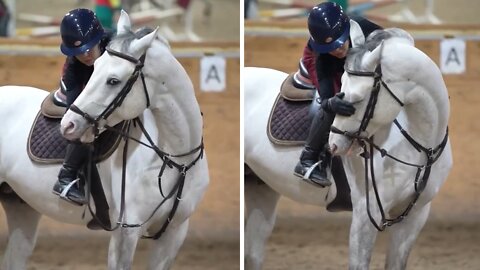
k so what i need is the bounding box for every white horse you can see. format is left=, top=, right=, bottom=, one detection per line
left=0, top=11, right=209, bottom=270
left=244, top=28, right=452, bottom=269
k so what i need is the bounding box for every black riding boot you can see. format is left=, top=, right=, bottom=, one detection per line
left=52, top=142, right=89, bottom=205
left=294, top=107, right=334, bottom=187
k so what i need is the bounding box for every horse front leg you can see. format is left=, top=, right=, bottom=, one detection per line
left=147, top=219, right=190, bottom=270
left=107, top=226, right=141, bottom=270
left=349, top=199, right=379, bottom=270
left=385, top=203, right=431, bottom=270
left=244, top=171, right=280, bottom=270
left=0, top=191, right=41, bottom=270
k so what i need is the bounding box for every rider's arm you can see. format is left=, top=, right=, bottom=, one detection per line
left=315, top=54, right=340, bottom=101
left=301, top=44, right=320, bottom=90
left=61, top=58, right=91, bottom=107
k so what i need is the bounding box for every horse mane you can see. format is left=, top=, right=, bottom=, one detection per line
left=346, top=28, right=414, bottom=71
left=109, top=27, right=171, bottom=53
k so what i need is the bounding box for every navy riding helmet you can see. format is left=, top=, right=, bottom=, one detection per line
left=307, top=2, right=350, bottom=53
left=60, top=8, right=104, bottom=56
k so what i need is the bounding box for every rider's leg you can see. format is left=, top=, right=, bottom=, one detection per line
left=52, top=142, right=88, bottom=205
left=294, top=107, right=334, bottom=186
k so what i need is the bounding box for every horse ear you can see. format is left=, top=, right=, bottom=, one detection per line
left=349, top=20, right=365, bottom=48
left=129, top=27, right=159, bottom=56
left=363, top=41, right=384, bottom=70
left=116, top=10, right=131, bottom=35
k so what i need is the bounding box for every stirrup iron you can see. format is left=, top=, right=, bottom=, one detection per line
left=303, top=160, right=321, bottom=180
left=59, top=178, right=81, bottom=199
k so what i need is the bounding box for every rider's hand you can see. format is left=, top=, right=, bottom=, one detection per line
left=322, top=92, right=356, bottom=116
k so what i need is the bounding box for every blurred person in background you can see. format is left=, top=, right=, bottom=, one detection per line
left=95, top=0, right=122, bottom=31
left=0, top=0, right=10, bottom=36
left=245, top=0, right=258, bottom=19
left=330, top=0, right=348, bottom=10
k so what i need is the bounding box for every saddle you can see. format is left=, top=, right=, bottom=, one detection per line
left=267, top=74, right=352, bottom=212
left=267, top=73, right=318, bottom=145
left=27, top=90, right=128, bottom=229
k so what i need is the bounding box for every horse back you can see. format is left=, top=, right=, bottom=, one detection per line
left=0, top=86, right=48, bottom=115
left=0, top=86, right=49, bottom=169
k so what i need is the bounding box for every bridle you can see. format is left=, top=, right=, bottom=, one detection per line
left=69, top=47, right=150, bottom=134
left=331, top=64, right=449, bottom=231
left=69, top=47, right=204, bottom=239
left=335, top=65, right=405, bottom=138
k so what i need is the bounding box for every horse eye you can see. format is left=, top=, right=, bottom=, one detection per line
left=107, top=78, right=120, bottom=86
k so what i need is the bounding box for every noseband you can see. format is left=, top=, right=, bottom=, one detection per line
left=69, top=47, right=149, bottom=135
left=330, top=64, right=404, bottom=140
left=331, top=64, right=449, bottom=231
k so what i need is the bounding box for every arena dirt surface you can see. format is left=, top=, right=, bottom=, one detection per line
left=0, top=81, right=241, bottom=269
left=2, top=0, right=480, bottom=269
left=256, top=79, right=480, bottom=270
left=248, top=1, right=480, bottom=269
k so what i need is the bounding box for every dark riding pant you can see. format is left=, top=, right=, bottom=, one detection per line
left=294, top=106, right=335, bottom=186
left=52, top=142, right=89, bottom=205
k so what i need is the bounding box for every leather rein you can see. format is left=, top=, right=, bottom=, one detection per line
left=70, top=47, right=204, bottom=239
left=330, top=64, right=449, bottom=231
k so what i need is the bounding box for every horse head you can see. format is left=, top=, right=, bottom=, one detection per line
left=60, top=10, right=163, bottom=142
left=329, top=28, right=424, bottom=155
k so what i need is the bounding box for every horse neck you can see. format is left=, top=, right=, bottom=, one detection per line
left=384, top=44, right=449, bottom=147
left=405, top=89, right=448, bottom=147
left=398, top=72, right=449, bottom=148
left=144, top=50, right=203, bottom=155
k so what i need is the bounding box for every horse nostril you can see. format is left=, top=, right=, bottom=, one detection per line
left=330, top=144, right=338, bottom=155
left=61, top=121, right=75, bottom=135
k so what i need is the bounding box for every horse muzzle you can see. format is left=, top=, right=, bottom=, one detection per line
left=329, top=135, right=351, bottom=156
left=329, top=126, right=368, bottom=156
left=60, top=112, right=97, bottom=143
